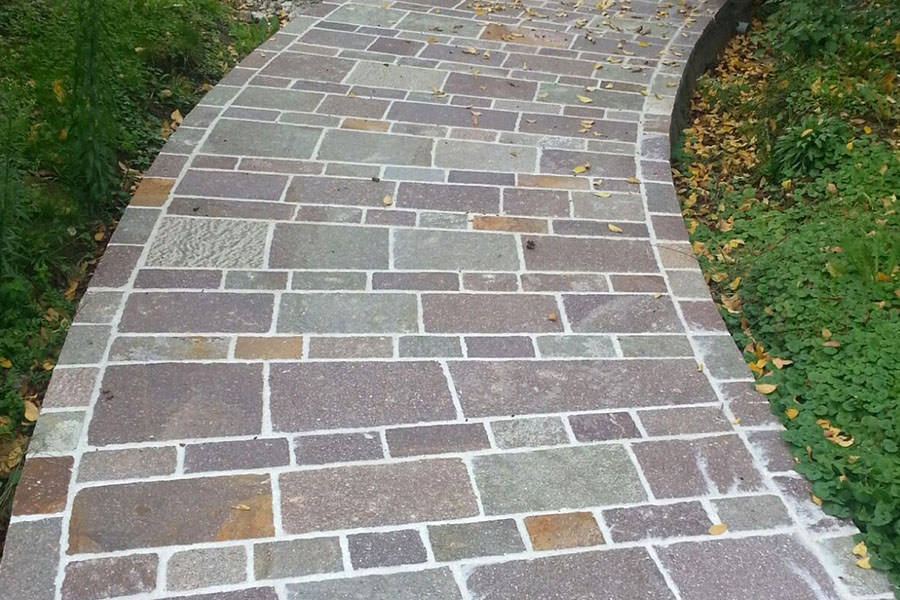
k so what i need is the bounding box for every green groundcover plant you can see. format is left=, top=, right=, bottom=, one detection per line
left=675, top=0, right=900, bottom=591
left=0, top=0, right=277, bottom=550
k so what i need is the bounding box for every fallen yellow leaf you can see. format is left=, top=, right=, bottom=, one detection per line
left=594, top=191, right=611, bottom=198
left=785, top=408, right=799, bottom=420
left=383, top=195, right=393, bottom=206
left=576, top=94, right=593, bottom=104
left=708, top=523, right=728, bottom=535
left=755, top=383, right=777, bottom=394
left=856, top=556, right=871, bottom=570
left=852, top=541, right=867, bottom=557
left=572, top=163, right=590, bottom=174
left=607, top=224, right=623, bottom=233
left=626, top=177, right=641, bottom=184
left=0, top=358, right=11, bottom=369
left=24, top=401, right=39, bottom=422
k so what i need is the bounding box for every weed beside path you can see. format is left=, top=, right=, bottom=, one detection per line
left=0, top=0, right=278, bottom=555
left=675, top=0, right=900, bottom=590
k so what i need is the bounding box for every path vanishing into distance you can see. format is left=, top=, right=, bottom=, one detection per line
left=1, top=0, right=891, bottom=598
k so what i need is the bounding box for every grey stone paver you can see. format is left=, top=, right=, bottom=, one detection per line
left=2, top=0, right=853, bottom=598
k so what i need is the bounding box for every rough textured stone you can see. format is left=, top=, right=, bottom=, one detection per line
left=472, top=445, right=645, bottom=514
left=254, top=537, right=343, bottom=580
left=280, top=459, right=478, bottom=533
left=271, top=361, right=455, bottom=431
left=349, top=529, right=427, bottom=568
left=657, top=535, right=840, bottom=600
left=491, top=417, right=568, bottom=449
left=68, top=475, right=273, bottom=552
left=90, top=363, right=262, bottom=444
left=277, top=293, right=417, bottom=333
left=63, top=554, right=157, bottom=600
left=465, top=549, right=674, bottom=600
left=167, top=546, right=246, bottom=590
left=525, top=512, right=604, bottom=551
left=288, top=569, right=463, bottom=600
left=147, top=216, right=267, bottom=268
left=57, top=325, right=109, bottom=364
left=450, top=359, right=716, bottom=416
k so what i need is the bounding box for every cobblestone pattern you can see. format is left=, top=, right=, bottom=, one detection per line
left=1, top=0, right=888, bottom=597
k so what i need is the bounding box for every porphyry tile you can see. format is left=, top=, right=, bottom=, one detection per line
left=279, top=459, right=478, bottom=533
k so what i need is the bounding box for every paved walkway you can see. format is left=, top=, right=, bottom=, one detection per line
left=1, top=0, right=890, bottom=598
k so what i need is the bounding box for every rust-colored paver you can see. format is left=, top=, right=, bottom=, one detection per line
left=1, top=0, right=882, bottom=597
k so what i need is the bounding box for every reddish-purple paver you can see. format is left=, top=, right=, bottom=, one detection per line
left=1, top=1, right=852, bottom=598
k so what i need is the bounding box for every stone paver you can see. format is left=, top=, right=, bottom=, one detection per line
left=1, top=0, right=854, bottom=598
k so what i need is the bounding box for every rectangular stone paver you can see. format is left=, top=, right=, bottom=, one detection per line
left=472, top=445, right=646, bottom=514
left=317, top=129, right=433, bottom=165
left=277, top=293, right=417, bottom=333
left=270, top=223, right=389, bottom=269
left=394, top=229, right=520, bottom=271
left=465, top=548, right=674, bottom=600
left=270, top=361, right=456, bottom=431
left=450, top=359, right=717, bottom=416
left=68, top=475, right=273, bottom=553
left=280, top=459, right=478, bottom=532
left=288, top=569, right=462, bottom=600
left=89, top=363, right=262, bottom=444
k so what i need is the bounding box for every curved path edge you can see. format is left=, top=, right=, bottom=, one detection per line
left=1, top=0, right=889, bottom=598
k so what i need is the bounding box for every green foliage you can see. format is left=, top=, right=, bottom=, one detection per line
left=677, top=0, right=900, bottom=591
left=771, top=115, right=849, bottom=179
